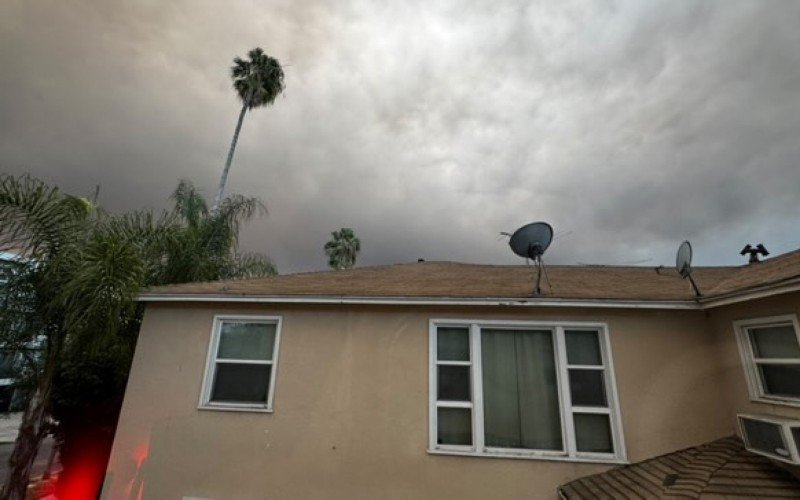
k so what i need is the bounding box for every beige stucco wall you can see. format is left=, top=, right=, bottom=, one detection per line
left=706, top=291, right=800, bottom=423
left=103, top=302, right=733, bottom=500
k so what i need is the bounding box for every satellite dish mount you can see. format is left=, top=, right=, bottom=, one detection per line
left=676, top=240, right=702, bottom=298
left=508, top=222, right=554, bottom=295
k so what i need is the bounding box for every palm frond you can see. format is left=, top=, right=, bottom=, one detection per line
left=0, top=175, right=89, bottom=258
left=222, top=253, right=277, bottom=280
left=171, top=179, right=208, bottom=227
left=205, top=194, right=266, bottom=255
left=57, top=234, right=144, bottom=344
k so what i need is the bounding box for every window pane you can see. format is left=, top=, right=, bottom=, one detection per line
left=742, top=418, right=787, bottom=458
left=218, top=322, right=276, bottom=361
left=569, top=369, right=608, bottom=407
left=482, top=329, right=562, bottom=450
left=438, top=366, right=470, bottom=401
left=565, top=330, right=602, bottom=366
left=437, top=407, right=472, bottom=446
left=211, top=363, right=270, bottom=403
left=574, top=413, right=613, bottom=453
left=749, top=325, right=800, bottom=359
left=758, top=364, right=800, bottom=398
left=437, top=327, right=470, bottom=361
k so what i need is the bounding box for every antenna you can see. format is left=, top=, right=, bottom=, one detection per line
left=740, top=244, right=769, bottom=264
left=508, top=222, right=554, bottom=294
left=676, top=240, right=702, bottom=297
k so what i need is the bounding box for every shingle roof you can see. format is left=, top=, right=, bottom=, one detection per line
left=558, top=436, right=800, bottom=499
left=141, top=249, right=800, bottom=303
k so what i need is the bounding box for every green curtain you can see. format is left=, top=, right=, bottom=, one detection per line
left=481, top=329, right=562, bottom=450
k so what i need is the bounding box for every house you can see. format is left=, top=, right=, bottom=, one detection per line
left=102, top=249, right=800, bottom=499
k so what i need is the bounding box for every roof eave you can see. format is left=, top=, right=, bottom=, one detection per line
left=700, top=277, right=800, bottom=309
left=136, top=293, right=701, bottom=310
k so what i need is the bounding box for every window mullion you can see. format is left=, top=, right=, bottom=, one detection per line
left=215, top=359, right=272, bottom=365
left=753, top=359, right=800, bottom=365
left=571, top=406, right=612, bottom=414
left=436, top=401, right=473, bottom=409
left=471, top=324, right=484, bottom=452
left=436, top=360, right=472, bottom=366
left=555, top=326, right=576, bottom=457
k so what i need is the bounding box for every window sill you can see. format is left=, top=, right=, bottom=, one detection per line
left=198, top=404, right=273, bottom=414
left=427, top=447, right=627, bottom=465
left=750, top=395, right=800, bottom=409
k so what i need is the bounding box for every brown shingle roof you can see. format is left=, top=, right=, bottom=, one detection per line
left=558, top=436, right=800, bottom=499
left=141, top=249, right=800, bottom=303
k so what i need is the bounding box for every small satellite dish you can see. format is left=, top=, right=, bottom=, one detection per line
left=509, top=222, right=554, bottom=260
left=508, top=222, right=554, bottom=295
left=675, top=240, right=701, bottom=297
left=676, top=240, right=692, bottom=278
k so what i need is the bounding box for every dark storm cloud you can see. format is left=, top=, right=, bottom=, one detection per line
left=1, top=0, right=799, bottom=273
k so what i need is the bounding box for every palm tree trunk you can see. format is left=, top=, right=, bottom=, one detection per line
left=212, top=104, right=248, bottom=213
left=0, top=350, right=57, bottom=500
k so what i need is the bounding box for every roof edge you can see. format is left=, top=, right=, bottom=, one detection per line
left=137, top=293, right=701, bottom=310
left=700, top=278, right=800, bottom=309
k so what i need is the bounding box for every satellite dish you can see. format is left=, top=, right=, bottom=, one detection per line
left=509, top=222, right=554, bottom=260
left=676, top=240, right=692, bottom=278
left=507, top=222, right=553, bottom=295
left=675, top=240, right=701, bottom=297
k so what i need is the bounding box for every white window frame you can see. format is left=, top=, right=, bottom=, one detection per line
left=199, top=315, right=283, bottom=413
left=737, top=413, right=800, bottom=464
left=733, top=314, right=800, bottom=407
left=428, top=319, right=626, bottom=463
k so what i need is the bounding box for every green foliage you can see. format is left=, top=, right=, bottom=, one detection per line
left=159, top=179, right=275, bottom=284
left=0, top=174, right=276, bottom=495
left=232, top=47, right=285, bottom=109
left=324, top=227, right=361, bottom=270
left=0, top=173, right=277, bottom=364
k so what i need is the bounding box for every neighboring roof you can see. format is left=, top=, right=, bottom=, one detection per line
left=558, top=436, right=800, bottom=499
left=140, top=248, right=800, bottom=307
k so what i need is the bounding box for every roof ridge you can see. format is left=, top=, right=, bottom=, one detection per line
left=142, top=247, right=800, bottom=302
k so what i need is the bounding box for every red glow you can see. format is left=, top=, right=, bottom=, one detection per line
left=56, top=458, right=103, bottom=500
left=55, top=432, right=115, bottom=500
left=124, top=440, right=149, bottom=500
left=133, top=442, right=149, bottom=469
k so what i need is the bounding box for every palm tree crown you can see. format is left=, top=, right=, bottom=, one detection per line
left=324, top=228, right=361, bottom=270
left=232, top=47, right=285, bottom=109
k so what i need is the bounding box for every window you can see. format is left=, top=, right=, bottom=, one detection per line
left=734, top=315, right=800, bottom=405
left=428, top=321, right=625, bottom=462
left=199, top=316, right=282, bottom=412
left=738, top=413, right=800, bottom=464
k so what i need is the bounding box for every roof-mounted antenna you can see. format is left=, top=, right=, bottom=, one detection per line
left=508, top=222, right=554, bottom=295
left=740, top=244, right=769, bottom=264
left=676, top=240, right=702, bottom=298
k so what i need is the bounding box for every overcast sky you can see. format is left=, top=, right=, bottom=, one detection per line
left=2, top=0, right=799, bottom=273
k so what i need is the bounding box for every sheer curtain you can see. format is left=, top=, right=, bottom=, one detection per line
left=481, top=329, right=562, bottom=450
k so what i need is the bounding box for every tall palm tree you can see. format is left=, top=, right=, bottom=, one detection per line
left=212, top=47, right=285, bottom=213
left=324, top=228, right=361, bottom=270
left=0, top=175, right=276, bottom=499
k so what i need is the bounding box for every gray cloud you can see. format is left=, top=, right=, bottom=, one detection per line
left=1, top=0, right=799, bottom=273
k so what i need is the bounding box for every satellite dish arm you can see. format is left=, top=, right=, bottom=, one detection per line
left=687, top=273, right=702, bottom=298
